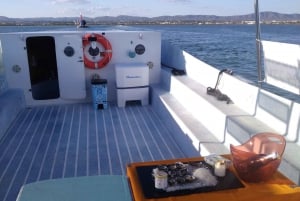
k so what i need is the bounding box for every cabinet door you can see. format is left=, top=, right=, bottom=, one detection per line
left=55, top=35, right=86, bottom=99
left=26, top=36, right=60, bottom=100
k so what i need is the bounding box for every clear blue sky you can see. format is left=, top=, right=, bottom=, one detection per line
left=1, top=0, right=299, bottom=18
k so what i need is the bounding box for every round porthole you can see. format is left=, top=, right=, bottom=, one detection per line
left=64, top=46, right=75, bottom=57
left=135, top=44, right=146, bottom=55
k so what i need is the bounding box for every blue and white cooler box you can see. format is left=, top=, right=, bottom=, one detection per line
left=91, top=78, right=108, bottom=110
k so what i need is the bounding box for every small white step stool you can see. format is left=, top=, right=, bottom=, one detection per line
left=117, top=87, right=149, bottom=107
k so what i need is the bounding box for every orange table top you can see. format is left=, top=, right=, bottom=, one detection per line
left=126, top=156, right=300, bottom=201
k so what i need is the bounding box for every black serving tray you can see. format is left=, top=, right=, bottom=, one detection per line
left=135, top=161, right=244, bottom=199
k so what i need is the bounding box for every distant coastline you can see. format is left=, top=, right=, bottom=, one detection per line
left=0, top=21, right=299, bottom=26
left=1, top=11, right=299, bottom=26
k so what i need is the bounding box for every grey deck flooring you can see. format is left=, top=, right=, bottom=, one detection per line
left=0, top=103, right=191, bottom=201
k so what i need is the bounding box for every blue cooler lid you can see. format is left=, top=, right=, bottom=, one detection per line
left=91, top=78, right=107, bottom=85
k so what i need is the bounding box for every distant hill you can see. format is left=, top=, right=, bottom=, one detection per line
left=152, top=12, right=300, bottom=22
left=0, top=12, right=299, bottom=25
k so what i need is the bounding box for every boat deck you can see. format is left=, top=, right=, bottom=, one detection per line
left=0, top=103, right=192, bottom=201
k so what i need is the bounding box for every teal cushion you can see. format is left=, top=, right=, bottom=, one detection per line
left=17, top=175, right=132, bottom=201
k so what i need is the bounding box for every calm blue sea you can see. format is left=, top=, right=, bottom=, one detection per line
left=1, top=24, right=300, bottom=98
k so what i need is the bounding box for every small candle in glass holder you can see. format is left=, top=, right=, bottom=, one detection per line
left=214, top=160, right=226, bottom=177
left=153, top=168, right=168, bottom=189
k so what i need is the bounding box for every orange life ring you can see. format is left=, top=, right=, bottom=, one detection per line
left=82, top=33, right=112, bottom=69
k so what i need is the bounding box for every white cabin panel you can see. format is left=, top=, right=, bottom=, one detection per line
left=1, top=34, right=32, bottom=102
left=1, top=31, right=161, bottom=105
left=55, top=34, right=86, bottom=99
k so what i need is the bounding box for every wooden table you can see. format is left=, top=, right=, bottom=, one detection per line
left=126, top=156, right=300, bottom=201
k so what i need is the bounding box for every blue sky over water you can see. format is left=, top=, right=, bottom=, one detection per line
left=1, top=0, right=299, bottom=18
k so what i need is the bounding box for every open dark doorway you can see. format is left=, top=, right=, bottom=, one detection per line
left=26, top=36, right=60, bottom=100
